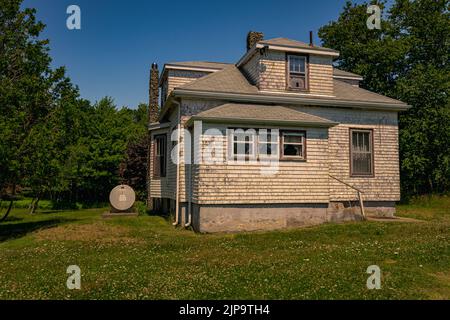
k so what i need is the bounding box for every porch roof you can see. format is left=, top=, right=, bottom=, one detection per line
left=186, top=103, right=338, bottom=127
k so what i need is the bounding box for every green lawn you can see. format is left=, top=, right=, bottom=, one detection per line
left=0, top=196, right=449, bottom=300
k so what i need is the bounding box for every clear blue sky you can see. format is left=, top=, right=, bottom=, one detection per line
left=22, top=0, right=370, bottom=108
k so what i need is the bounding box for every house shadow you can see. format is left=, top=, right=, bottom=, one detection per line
left=0, top=218, right=75, bottom=243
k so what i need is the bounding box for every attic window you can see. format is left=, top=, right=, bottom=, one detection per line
left=287, top=55, right=308, bottom=90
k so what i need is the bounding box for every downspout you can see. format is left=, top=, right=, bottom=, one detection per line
left=173, top=100, right=181, bottom=226
left=185, top=126, right=193, bottom=228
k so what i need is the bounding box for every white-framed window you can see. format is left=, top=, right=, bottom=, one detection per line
left=257, top=129, right=279, bottom=158
left=229, top=128, right=257, bottom=159
left=281, top=131, right=306, bottom=160
left=288, top=55, right=308, bottom=90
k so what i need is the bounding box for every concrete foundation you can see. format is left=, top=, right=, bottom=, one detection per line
left=188, top=201, right=396, bottom=233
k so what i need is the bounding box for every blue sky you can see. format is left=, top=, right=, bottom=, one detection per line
left=23, top=0, right=370, bottom=108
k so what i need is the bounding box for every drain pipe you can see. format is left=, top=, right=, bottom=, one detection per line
left=185, top=129, right=193, bottom=228
left=173, top=100, right=181, bottom=226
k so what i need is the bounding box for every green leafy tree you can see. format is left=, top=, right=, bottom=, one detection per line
left=0, top=0, right=74, bottom=216
left=319, top=0, right=450, bottom=197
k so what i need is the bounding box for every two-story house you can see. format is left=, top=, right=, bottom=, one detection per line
left=147, top=31, right=409, bottom=233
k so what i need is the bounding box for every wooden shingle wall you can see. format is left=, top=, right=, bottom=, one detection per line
left=194, top=123, right=330, bottom=204
left=241, top=52, right=260, bottom=86
left=296, top=106, right=400, bottom=202
left=257, top=50, right=334, bottom=96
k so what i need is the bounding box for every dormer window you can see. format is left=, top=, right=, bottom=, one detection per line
left=287, top=55, right=308, bottom=91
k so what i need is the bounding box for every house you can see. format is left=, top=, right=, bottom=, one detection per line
left=147, top=31, right=410, bottom=233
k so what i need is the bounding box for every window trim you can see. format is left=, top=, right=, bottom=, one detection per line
left=153, top=134, right=167, bottom=178
left=286, top=53, right=309, bottom=92
left=257, top=129, right=280, bottom=159
left=228, top=128, right=258, bottom=160
left=280, top=130, right=307, bottom=161
left=349, top=128, right=375, bottom=177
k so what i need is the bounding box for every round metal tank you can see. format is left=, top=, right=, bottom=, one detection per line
left=109, top=185, right=136, bottom=211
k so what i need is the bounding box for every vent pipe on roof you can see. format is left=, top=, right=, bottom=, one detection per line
left=309, top=31, right=314, bottom=47
left=247, top=31, right=264, bottom=51
left=148, top=63, right=159, bottom=124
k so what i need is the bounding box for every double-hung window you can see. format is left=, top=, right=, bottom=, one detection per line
left=350, top=129, right=374, bottom=176
left=258, top=129, right=279, bottom=158
left=228, top=129, right=307, bottom=161
left=288, top=55, right=308, bottom=90
left=230, top=128, right=256, bottom=159
left=153, top=134, right=167, bottom=178
left=281, top=131, right=306, bottom=160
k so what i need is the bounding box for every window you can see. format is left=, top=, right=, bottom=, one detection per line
left=350, top=129, right=374, bottom=176
left=288, top=55, right=307, bottom=90
left=153, top=135, right=167, bottom=178
left=228, top=129, right=307, bottom=161
left=258, top=129, right=279, bottom=158
left=281, top=131, right=306, bottom=160
left=229, top=129, right=256, bottom=159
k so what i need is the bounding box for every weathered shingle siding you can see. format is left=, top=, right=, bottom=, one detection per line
left=194, top=123, right=330, bottom=204
left=150, top=99, right=401, bottom=205
left=257, top=50, right=334, bottom=95
left=259, top=50, right=286, bottom=92
left=296, top=106, right=400, bottom=202
left=167, top=70, right=210, bottom=94
left=241, top=52, right=260, bottom=86
left=309, top=55, right=334, bottom=95
left=149, top=109, right=178, bottom=200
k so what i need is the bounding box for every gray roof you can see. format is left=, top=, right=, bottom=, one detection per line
left=190, top=103, right=338, bottom=127
left=178, top=65, right=259, bottom=94
left=333, top=68, right=363, bottom=79
left=333, top=79, right=402, bottom=105
left=259, top=37, right=339, bottom=54
left=175, top=65, right=406, bottom=107
left=165, top=61, right=232, bottom=70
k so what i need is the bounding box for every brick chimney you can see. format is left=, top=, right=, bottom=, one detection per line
left=246, top=31, right=264, bottom=51
left=148, top=62, right=159, bottom=124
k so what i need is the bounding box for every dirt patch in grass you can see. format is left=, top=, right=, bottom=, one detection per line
left=35, top=222, right=144, bottom=244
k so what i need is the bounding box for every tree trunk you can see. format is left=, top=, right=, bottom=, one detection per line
left=1, top=183, right=16, bottom=222
left=29, top=195, right=40, bottom=215
left=0, top=200, right=13, bottom=222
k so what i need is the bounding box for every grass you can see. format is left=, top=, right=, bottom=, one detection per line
left=0, top=196, right=449, bottom=300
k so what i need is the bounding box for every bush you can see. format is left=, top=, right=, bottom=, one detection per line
left=13, top=198, right=53, bottom=210
left=134, top=201, right=148, bottom=216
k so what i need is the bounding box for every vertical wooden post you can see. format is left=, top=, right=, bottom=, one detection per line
left=358, top=191, right=366, bottom=220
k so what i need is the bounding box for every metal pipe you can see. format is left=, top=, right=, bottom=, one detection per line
left=173, top=100, right=181, bottom=226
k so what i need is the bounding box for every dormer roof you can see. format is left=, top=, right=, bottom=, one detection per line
left=259, top=37, right=339, bottom=54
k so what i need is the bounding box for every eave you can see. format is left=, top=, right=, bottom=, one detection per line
left=171, top=89, right=411, bottom=112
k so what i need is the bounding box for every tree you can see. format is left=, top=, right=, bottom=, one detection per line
left=120, top=103, right=149, bottom=200
left=0, top=0, right=74, bottom=216
left=319, top=0, right=450, bottom=197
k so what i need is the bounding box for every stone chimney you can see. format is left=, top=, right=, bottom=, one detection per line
left=246, top=31, right=264, bottom=51
left=148, top=62, right=159, bottom=124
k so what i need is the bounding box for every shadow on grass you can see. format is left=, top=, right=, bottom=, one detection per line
left=0, top=218, right=76, bottom=242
